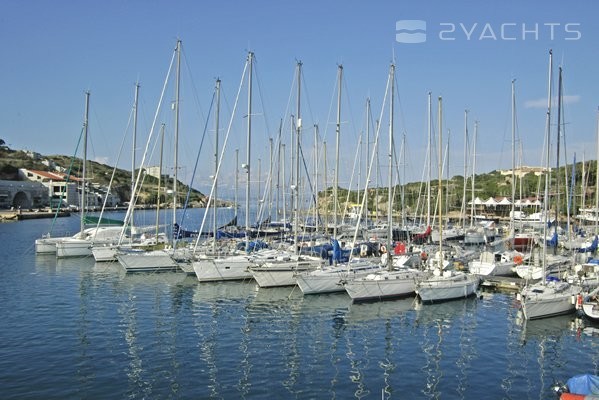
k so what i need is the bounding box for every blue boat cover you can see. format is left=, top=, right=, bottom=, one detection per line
left=578, top=236, right=599, bottom=253
left=547, top=231, right=558, bottom=247
left=567, top=374, right=599, bottom=395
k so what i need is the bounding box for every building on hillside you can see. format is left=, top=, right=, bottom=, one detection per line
left=18, top=168, right=121, bottom=209
left=499, top=166, right=548, bottom=178
left=0, top=180, right=48, bottom=209
left=19, top=169, right=79, bottom=208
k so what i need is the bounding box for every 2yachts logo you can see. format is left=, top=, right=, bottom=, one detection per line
left=395, top=20, right=427, bottom=43
left=396, top=20, right=582, bottom=43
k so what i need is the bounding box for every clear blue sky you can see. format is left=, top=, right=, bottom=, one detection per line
left=1, top=0, right=597, bottom=198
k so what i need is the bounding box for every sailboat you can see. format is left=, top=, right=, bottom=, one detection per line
left=193, top=52, right=284, bottom=282
left=115, top=39, right=187, bottom=272
left=518, top=53, right=581, bottom=320
left=296, top=94, right=389, bottom=295
left=91, top=85, right=171, bottom=263
left=48, top=91, right=123, bottom=258
left=342, top=64, right=426, bottom=302
left=35, top=92, right=123, bottom=256
left=249, top=60, right=326, bottom=288
left=415, top=96, right=480, bottom=303
left=469, top=80, right=526, bottom=277
left=575, top=105, right=599, bottom=319
left=191, top=77, right=249, bottom=281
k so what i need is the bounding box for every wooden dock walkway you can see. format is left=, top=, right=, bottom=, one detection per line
left=480, top=275, right=526, bottom=292
left=0, top=209, right=70, bottom=221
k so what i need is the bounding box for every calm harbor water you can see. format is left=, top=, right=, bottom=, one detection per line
left=2, top=210, right=599, bottom=399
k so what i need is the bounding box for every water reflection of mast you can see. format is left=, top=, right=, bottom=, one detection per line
left=117, top=277, right=144, bottom=396
left=420, top=318, right=442, bottom=399
left=519, top=313, right=573, bottom=399
left=343, top=299, right=414, bottom=398
left=194, top=283, right=224, bottom=398
left=415, top=298, right=478, bottom=399
left=280, top=289, right=301, bottom=396
left=76, top=260, right=94, bottom=389
left=504, top=300, right=527, bottom=398
left=454, top=298, right=477, bottom=400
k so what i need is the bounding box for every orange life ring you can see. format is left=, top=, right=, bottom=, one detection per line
left=513, top=255, right=523, bottom=265
left=380, top=245, right=387, bottom=253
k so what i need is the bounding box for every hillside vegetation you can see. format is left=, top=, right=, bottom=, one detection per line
left=1, top=144, right=596, bottom=214
left=0, top=146, right=206, bottom=207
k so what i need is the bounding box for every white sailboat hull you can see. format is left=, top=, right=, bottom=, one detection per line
left=35, top=237, right=62, bottom=254
left=296, top=261, right=383, bottom=295
left=582, top=302, right=599, bottom=321
left=519, top=281, right=580, bottom=320
left=56, top=238, right=93, bottom=258
left=469, top=260, right=515, bottom=276
left=416, top=272, right=479, bottom=303
left=192, top=256, right=254, bottom=282
left=296, top=272, right=346, bottom=294
left=116, top=250, right=179, bottom=273
left=251, top=260, right=322, bottom=288
left=343, top=269, right=424, bottom=302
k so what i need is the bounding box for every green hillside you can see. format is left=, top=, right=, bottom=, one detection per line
left=0, top=145, right=206, bottom=207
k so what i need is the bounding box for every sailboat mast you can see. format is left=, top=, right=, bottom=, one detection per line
left=427, top=92, right=432, bottom=228
left=156, top=123, right=165, bottom=240
left=294, top=61, right=302, bottom=254
left=387, top=64, right=395, bottom=270
left=245, top=52, right=254, bottom=248
left=542, top=49, right=553, bottom=276
left=334, top=64, right=343, bottom=239
left=365, top=98, right=370, bottom=225
left=235, top=148, right=239, bottom=220
left=276, top=119, right=282, bottom=223
left=595, top=108, right=599, bottom=236
left=401, top=133, right=406, bottom=227
left=80, top=90, right=90, bottom=238
left=268, top=137, right=273, bottom=221
left=132, top=82, right=139, bottom=232
left=555, top=66, right=563, bottom=243
left=511, top=79, right=516, bottom=239
left=462, top=109, right=468, bottom=229
left=471, top=122, right=478, bottom=225
left=213, top=78, right=221, bottom=251
left=173, top=39, right=181, bottom=231
left=258, top=158, right=261, bottom=208
left=281, top=143, right=287, bottom=228
left=445, top=130, right=450, bottom=219
left=323, top=141, right=328, bottom=230
left=314, top=124, right=319, bottom=232
left=438, top=96, right=443, bottom=255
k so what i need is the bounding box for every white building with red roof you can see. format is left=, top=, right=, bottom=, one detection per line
left=18, top=169, right=81, bottom=208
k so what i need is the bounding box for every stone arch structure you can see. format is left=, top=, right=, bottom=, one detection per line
left=12, top=191, right=31, bottom=208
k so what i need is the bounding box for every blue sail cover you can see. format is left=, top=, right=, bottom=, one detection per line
left=331, top=239, right=341, bottom=262
left=567, top=374, right=599, bottom=395
left=547, top=231, right=558, bottom=247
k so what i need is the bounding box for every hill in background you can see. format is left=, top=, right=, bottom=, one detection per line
left=0, top=145, right=207, bottom=207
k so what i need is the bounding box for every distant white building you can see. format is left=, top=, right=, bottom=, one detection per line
left=18, top=168, right=120, bottom=209
left=499, top=166, right=548, bottom=178
left=146, top=166, right=163, bottom=180
left=19, top=169, right=79, bottom=208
